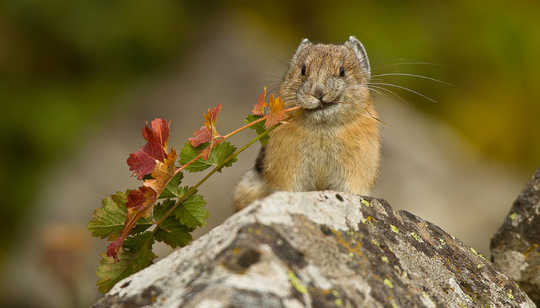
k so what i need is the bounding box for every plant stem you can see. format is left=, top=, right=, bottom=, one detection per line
left=173, top=106, right=300, bottom=176
left=174, top=152, right=203, bottom=176
left=221, top=106, right=300, bottom=140
left=154, top=125, right=278, bottom=229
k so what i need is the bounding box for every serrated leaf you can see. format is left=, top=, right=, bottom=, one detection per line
left=174, top=187, right=208, bottom=228
left=159, top=172, right=184, bottom=199
left=203, top=104, right=222, bottom=137
left=179, top=142, right=211, bottom=172
left=252, top=87, right=268, bottom=115
left=189, top=126, right=212, bottom=147
left=144, top=148, right=178, bottom=194
left=96, top=232, right=156, bottom=293
left=245, top=115, right=270, bottom=146
left=265, top=95, right=285, bottom=128
left=210, top=141, right=237, bottom=171
left=179, top=141, right=237, bottom=172
left=107, top=144, right=178, bottom=259
left=244, top=114, right=266, bottom=132
left=155, top=217, right=193, bottom=248
left=103, top=185, right=156, bottom=259
left=126, top=186, right=156, bottom=212
left=127, top=118, right=170, bottom=179
left=88, top=192, right=151, bottom=240
left=153, top=198, right=175, bottom=220
left=153, top=199, right=194, bottom=248
left=188, top=104, right=222, bottom=149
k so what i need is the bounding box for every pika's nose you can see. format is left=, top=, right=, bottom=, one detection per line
left=313, top=87, right=324, bottom=100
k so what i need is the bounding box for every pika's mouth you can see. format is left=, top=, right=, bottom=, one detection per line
left=307, top=101, right=338, bottom=112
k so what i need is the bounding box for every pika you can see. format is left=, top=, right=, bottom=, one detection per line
left=233, top=36, right=380, bottom=211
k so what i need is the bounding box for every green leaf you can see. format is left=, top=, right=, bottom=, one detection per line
left=155, top=217, right=193, bottom=248
left=173, top=187, right=208, bottom=228
left=159, top=171, right=184, bottom=199
left=89, top=191, right=151, bottom=240
left=245, top=115, right=270, bottom=145
left=179, top=141, right=237, bottom=172
left=153, top=198, right=176, bottom=220
left=96, top=232, right=156, bottom=293
left=179, top=142, right=211, bottom=172
left=210, top=141, right=237, bottom=171
left=154, top=199, right=194, bottom=248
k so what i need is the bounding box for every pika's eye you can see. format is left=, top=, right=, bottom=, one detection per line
left=301, top=64, right=306, bottom=76
left=339, top=66, right=345, bottom=77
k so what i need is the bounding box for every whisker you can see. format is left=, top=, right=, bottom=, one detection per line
left=352, top=84, right=404, bottom=104
left=367, top=85, right=409, bottom=105
left=376, top=61, right=442, bottom=68
left=360, top=104, right=386, bottom=125
left=366, top=87, right=386, bottom=98
left=368, top=82, right=438, bottom=103
left=371, top=73, right=452, bottom=86
left=354, top=83, right=409, bottom=104
left=335, top=88, right=387, bottom=125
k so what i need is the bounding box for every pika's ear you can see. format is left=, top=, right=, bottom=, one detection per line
left=345, top=36, right=370, bottom=79
left=292, top=38, right=311, bottom=62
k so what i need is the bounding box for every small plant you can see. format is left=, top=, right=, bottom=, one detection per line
left=88, top=89, right=299, bottom=293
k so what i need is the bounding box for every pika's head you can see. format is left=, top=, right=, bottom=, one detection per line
left=279, top=36, right=371, bottom=122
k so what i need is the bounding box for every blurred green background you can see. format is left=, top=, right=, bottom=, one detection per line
left=1, top=0, right=539, bottom=305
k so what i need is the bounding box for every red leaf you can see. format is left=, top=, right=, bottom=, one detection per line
left=142, top=118, right=169, bottom=148
left=189, top=126, right=211, bottom=147
left=204, top=104, right=222, bottom=129
left=252, top=87, right=268, bottom=115
left=127, top=142, right=166, bottom=180
left=188, top=104, right=223, bottom=160
left=107, top=186, right=157, bottom=259
left=107, top=118, right=178, bottom=261
left=127, top=118, right=170, bottom=180
left=126, top=186, right=156, bottom=211
left=106, top=238, right=123, bottom=259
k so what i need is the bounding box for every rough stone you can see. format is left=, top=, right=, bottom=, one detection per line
left=491, top=168, right=540, bottom=305
left=95, top=191, right=535, bottom=307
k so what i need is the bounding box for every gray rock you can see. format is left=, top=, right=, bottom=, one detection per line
left=491, top=168, right=540, bottom=305
left=95, top=191, right=535, bottom=307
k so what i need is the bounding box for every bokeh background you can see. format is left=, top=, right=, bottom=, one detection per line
left=1, top=1, right=539, bottom=307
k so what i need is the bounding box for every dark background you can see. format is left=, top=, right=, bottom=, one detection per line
left=1, top=1, right=538, bottom=307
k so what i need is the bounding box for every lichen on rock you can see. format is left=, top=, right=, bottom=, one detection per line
left=95, top=191, right=535, bottom=307
left=491, top=168, right=540, bottom=305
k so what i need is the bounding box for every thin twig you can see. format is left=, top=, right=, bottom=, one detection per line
left=221, top=106, right=300, bottom=140
left=173, top=106, right=300, bottom=183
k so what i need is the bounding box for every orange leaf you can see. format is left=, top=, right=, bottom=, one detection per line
left=188, top=104, right=223, bottom=160
left=252, top=87, right=268, bottom=115
left=265, top=95, right=286, bottom=128
left=144, top=149, right=178, bottom=194
left=203, top=104, right=222, bottom=137
left=189, top=126, right=211, bottom=147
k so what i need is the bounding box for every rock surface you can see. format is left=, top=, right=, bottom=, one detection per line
left=95, top=191, right=534, bottom=307
left=491, top=168, right=540, bottom=305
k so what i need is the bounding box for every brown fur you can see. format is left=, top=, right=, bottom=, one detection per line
left=233, top=37, right=380, bottom=211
